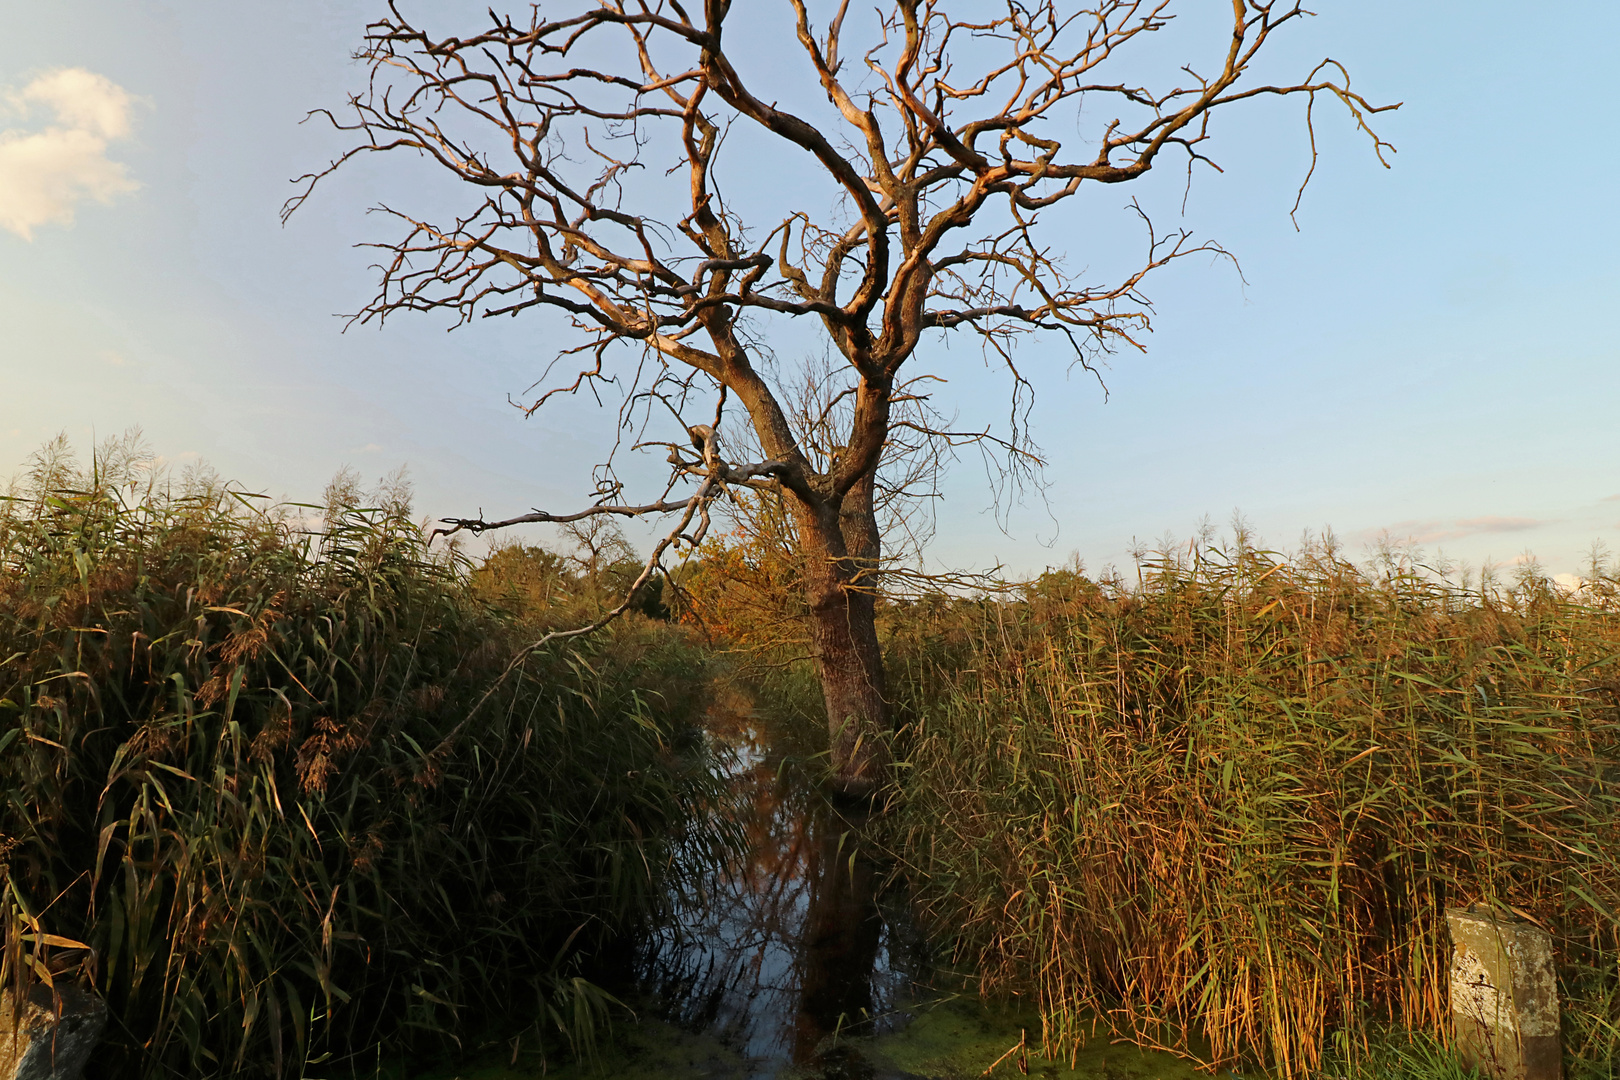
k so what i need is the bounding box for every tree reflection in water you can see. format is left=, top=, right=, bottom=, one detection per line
left=637, top=694, right=922, bottom=1074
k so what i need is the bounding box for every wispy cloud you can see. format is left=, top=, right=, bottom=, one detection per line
left=0, top=69, right=140, bottom=240
left=1368, top=515, right=1544, bottom=545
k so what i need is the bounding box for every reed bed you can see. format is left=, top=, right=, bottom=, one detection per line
left=0, top=439, right=720, bottom=1078
left=885, top=537, right=1620, bottom=1077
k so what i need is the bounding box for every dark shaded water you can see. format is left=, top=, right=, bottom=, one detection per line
left=633, top=693, right=926, bottom=1076
left=416, top=695, right=1246, bottom=1079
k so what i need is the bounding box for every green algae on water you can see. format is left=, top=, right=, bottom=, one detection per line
left=411, top=999, right=1251, bottom=1080
left=833, top=997, right=1248, bottom=1080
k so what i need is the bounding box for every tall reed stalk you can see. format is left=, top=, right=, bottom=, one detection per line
left=886, top=536, right=1620, bottom=1077
left=0, top=438, right=720, bottom=1078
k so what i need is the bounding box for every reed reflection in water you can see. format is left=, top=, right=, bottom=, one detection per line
left=637, top=698, right=922, bottom=1072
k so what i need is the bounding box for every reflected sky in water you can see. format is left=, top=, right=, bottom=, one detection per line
left=636, top=696, right=924, bottom=1076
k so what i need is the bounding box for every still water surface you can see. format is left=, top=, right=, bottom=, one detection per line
left=634, top=695, right=924, bottom=1075
left=424, top=695, right=1243, bottom=1079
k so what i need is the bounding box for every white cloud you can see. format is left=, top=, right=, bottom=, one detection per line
left=17, top=69, right=135, bottom=139
left=0, top=68, right=140, bottom=240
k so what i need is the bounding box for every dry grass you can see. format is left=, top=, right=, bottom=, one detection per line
left=885, top=535, right=1620, bottom=1077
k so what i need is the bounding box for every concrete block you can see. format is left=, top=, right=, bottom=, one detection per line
left=0, top=985, right=107, bottom=1080
left=1446, top=906, right=1561, bottom=1080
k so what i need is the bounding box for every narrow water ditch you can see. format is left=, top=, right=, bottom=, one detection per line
left=423, top=693, right=1244, bottom=1080
left=631, top=691, right=926, bottom=1076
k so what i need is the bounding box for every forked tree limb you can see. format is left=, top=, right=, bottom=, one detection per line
left=287, top=2, right=1397, bottom=524
left=294, top=1, right=1398, bottom=792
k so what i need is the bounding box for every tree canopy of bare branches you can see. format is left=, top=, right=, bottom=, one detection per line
left=290, top=0, right=1395, bottom=796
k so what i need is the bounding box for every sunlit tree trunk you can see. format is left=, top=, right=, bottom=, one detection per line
left=791, top=474, right=889, bottom=798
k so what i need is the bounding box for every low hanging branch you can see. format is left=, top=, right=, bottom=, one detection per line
left=439, top=423, right=783, bottom=634
left=431, top=423, right=787, bottom=743
left=434, top=424, right=786, bottom=549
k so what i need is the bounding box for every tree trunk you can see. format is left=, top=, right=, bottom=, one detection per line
left=792, top=477, right=889, bottom=799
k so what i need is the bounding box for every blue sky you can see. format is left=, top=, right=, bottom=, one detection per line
left=2, top=2, right=1617, bottom=582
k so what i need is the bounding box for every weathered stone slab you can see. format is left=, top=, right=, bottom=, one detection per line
left=1447, top=906, right=1562, bottom=1080
left=0, top=984, right=107, bottom=1080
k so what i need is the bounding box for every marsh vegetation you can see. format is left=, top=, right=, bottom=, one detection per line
left=6, top=440, right=1620, bottom=1080
left=881, top=537, right=1620, bottom=1078
left=0, top=437, right=721, bottom=1078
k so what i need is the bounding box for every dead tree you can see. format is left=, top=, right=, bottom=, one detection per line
left=288, top=0, right=1395, bottom=797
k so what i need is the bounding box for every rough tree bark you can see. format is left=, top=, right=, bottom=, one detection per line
left=288, top=0, right=1394, bottom=796
left=798, top=469, right=890, bottom=796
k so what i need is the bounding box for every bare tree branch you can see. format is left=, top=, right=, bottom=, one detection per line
left=293, top=0, right=1397, bottom=794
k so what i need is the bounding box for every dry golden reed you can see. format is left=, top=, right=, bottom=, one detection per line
left=887, top=536, right=1620, bottom=1077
